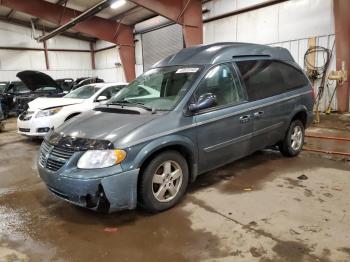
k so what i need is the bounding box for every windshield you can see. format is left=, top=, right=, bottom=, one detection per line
left=34, top=86, right=61, bottom=93
left=110, top=66, right=201, bottom=111
left=64, top=85, right=101, bottom=99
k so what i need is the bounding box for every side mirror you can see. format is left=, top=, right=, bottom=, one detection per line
left=97, top=95, right=108, bottom=102
left=188, top=93, right=217, bottom=113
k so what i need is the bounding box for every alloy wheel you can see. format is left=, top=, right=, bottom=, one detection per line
left=152, top=160, right=183, bottom=202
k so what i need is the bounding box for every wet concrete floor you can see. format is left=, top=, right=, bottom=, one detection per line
left=0, top=118, right=350, bottom=261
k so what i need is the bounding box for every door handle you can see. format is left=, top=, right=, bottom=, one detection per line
left=253, top=111, right=264, bottom=119
left=239, top=115, right=251, bottom=123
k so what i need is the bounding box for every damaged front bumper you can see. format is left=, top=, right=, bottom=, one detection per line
left=37, top=164, right=139, bottom=213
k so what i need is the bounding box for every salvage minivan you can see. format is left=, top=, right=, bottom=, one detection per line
left=37, top=43, right=314, bottom=213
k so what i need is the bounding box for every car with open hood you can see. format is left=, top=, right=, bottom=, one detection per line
left=12, top=70, right=66, bottom=115
left=17, top=82, right=127, bottom=137
left=37, top=42, right=314, bottom=213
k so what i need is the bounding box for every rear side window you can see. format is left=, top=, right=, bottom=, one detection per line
left=236, top=60, right=309, bottom=101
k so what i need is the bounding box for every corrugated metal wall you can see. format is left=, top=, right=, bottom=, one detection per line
left=141, top=24, right=183, bottom=71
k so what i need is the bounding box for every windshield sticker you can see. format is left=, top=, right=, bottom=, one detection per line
left=176, top=68, right=199, bottom=74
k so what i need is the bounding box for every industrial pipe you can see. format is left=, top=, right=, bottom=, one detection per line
left=37, top=0, right=111, bottom=42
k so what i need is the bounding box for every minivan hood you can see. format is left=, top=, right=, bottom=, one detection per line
left=53, top=108, right=162, bottom=145
left=16, top=70, right=61, bottom=91
left=28, top=97, right=84, bottom=110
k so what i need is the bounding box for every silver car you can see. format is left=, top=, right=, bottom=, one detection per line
left=37, top=43, right=314, bottom=213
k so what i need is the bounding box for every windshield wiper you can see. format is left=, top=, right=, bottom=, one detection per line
left=107, top=100, right=154, bottom=112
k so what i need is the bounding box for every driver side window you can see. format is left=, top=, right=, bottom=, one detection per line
left=195, top=63, right=245, bottom=109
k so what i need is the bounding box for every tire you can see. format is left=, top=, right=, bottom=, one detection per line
left=279, top=120, right=305, bottom=157
left=139, top=151, right=189, bottom=213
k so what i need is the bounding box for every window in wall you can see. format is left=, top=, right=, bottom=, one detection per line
left=195, top=63, right=245, bottom=109
left=236, top=60, right=309, bottom=101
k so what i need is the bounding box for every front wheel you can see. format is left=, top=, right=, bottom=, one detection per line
left=139, top=151, right=189, bottom=213
left=279, top=120, right=305, bottom=157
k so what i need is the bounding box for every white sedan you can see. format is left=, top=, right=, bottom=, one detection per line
left=17, top=82, right=127, bottom=137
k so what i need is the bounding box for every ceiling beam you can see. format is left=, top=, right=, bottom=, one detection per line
left=0, top=0, right=136, bottom=81
left=0, top=15, right=96, bottom=42
left=0, top=0, right=133, bottom=45
left=128, top=0, right=203, bottom=47
left=37, top=0, right=111, bottom=42
left=6, top=9, right=15, bottom=18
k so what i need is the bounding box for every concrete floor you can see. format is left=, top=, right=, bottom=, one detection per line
left=0, top=118, right=349, bottom=262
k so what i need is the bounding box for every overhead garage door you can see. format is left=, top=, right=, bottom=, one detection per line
left=142, top=24, right=183, bottom=71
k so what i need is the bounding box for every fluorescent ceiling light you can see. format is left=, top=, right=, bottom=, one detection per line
left=111, top=0, right=126, bottom=9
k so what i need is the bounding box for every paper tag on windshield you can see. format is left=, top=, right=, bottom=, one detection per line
left=176, top=68, right=199, bottom=74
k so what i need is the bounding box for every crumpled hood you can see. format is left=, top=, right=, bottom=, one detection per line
left=53, top=108, right=161, bottom=145
left=28, top=97, right=84, bottom=110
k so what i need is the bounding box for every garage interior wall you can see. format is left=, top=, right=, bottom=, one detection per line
left=0, top=21, right=94, bottom=81
left=202, top=0, right=336, bottom=111
left=94, top=40, right=126, bottom=83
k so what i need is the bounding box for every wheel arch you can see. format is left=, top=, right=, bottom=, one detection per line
left=290, top=106, right=308, bottom=128
left=133, top=135, right=198, bottom=186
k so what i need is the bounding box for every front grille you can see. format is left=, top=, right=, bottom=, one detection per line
left=19, top=128, right=30, bottom=133
left=39, top=141, right=76, bottom=172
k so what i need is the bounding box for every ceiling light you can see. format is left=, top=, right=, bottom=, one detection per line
left=111, top=0, right=126, bottom=9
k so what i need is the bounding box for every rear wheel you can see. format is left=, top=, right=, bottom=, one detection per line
left=279, top=120, right=305, bottom=157
left=139, top=151, right=188, bottom=213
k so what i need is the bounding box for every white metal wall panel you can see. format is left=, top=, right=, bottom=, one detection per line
left=0, top=21, right=42, bottom=48
left=94, top=68, right=125, bottom=83
left=202, top=0, right=271, bottom=20
left=203, top=0, right=236, bottom=20
left=46, top=35, right=90, bottom=50
left=203, top=0, right=335, bottom=45
left=48, top=51, right=91, bottom=70
left=94, top=47, right=125, bottom=82
left=278, top=0, right=334, bottom=42
left=95, top=48, right=120, bottom=69
left=204, top=16, right=237, bottom=44
left=0, top=21, right=98, bottom=81
left=95, top=40, right=115, bottom=50
left=0, top=50, right=46, bottom=70
left=236, top=5, right=279, bottom=44
left=142, top=24, right=183, bottom=71
left=236, top=0, right=269, bottom=9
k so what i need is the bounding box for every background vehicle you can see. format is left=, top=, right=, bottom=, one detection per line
left=55, top=78, right=74, bottom=93
left=71, top=77, right=104, bottom=91
left=0, top=98, right=4, bottom=131
left=0, top=81, right=31, bottom=117
left=17, top=82, right=127, bottom=137
left=14, top=70, right=65, bottom=115
left=37, top=43, right=313, bottom=213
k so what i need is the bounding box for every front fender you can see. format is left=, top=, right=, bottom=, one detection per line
left=122, top=135, right=198, bottom=181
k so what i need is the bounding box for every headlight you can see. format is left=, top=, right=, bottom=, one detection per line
left=36, top=107, right=62, bottom=118
left=77, top=149, right=126, bottom=169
